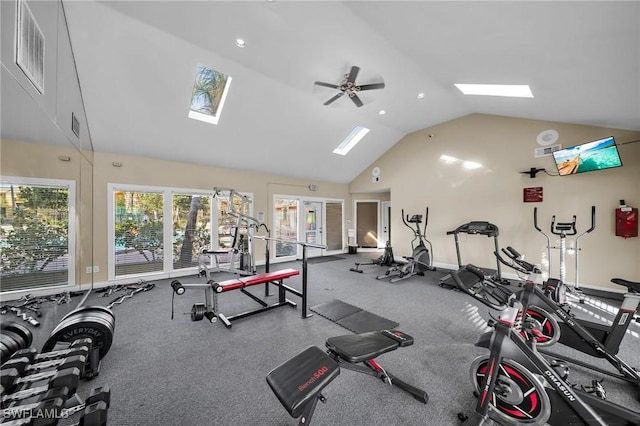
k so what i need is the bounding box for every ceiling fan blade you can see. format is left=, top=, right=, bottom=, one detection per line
left=346, top=66, right=360, bottom=84
left=350, top=94, right=364, bottom=107
left=323, top=93, right=344, bottom=106
left=358, top=82, right=385, bottom=91
left=314, top=81, right=339, bottom=89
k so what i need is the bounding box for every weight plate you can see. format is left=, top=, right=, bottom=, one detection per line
left=1, top=340, right=12, bottom=364
left=0, top=331, right=21, bottom=354
left=60, top=305, right=115, bottom=323
left=1, top=322, right=33, bottom=347
left=191, top=304, right=206, bottom=321
left=42, top=315, right=114, bottom=360
left=53, top=310, right=115, bottom=339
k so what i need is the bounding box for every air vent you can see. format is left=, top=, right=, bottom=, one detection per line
left=534, top=144, right=561, bottom=158
left=71, top=113, right=80, bottom=138
left=16, top=0, right=45, bottom=94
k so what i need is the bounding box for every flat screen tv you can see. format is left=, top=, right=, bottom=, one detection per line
left=552, top=136, right=622, bottom=176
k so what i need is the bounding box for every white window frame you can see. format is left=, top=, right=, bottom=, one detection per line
left=0, top=176, right=76, bottom=293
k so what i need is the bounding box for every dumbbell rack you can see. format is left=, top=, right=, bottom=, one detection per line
left=1, top=335, right=111, bottom=425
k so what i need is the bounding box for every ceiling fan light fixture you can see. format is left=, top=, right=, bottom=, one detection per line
left=333, top=126, right=370, bottom=156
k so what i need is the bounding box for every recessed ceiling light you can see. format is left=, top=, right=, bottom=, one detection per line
left=417, top=93, right=425, bottom=99
left=333, top=126, right=370, bottom=156
left=454, top=84, right=533, bottom=98
left=379, top=110, right=386, bottom=115
left=235, top=39, right=246, bottom=48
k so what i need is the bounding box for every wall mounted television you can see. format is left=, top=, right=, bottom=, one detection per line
left=552, top=136, right=622, bottom=176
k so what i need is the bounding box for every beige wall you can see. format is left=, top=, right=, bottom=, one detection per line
left=350, top=113, right=640, bottom=291
left=3, top=113, right=639, bottom=294
left=2, top=141, right=351, bottom=289
left=91, top=151, right=350, bottom=283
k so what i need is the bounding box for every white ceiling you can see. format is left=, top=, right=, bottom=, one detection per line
left=61, top=1, right=640, bottom=184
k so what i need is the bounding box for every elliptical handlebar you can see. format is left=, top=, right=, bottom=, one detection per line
left=585, top=205, right=596, bottom=234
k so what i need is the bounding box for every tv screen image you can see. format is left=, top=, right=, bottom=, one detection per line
left=552, top=136, right=622, bottom=176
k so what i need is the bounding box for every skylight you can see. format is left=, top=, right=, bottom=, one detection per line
left=333, top=126, right=370, bottom=156
left=454, top=84, right=533, bottom=98
left=188, top=65, right=232, bottom=125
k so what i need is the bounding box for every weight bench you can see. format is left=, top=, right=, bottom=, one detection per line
left=171, top=268, right=304, bottom=328
left=266, top=330, right=428, bottom=425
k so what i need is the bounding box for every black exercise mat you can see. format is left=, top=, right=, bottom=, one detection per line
left=305, top=255, right=345, bottom=264
left=310, top=299, right=399, bottom=333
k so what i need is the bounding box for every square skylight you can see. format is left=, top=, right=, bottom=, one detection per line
left=333, top=126, right=370, bottom=155
left=454, top=84, right=533, bottom=98
left=188, top=65, right=232, bottom=125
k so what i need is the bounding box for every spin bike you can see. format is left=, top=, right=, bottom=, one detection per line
left=493, top=247, right=640, bottom=396
left=451, top=261, right=640, bottom=425
left=377, top=208, right=434, bottom=283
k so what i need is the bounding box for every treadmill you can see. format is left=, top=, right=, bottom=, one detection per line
left=439, top=221, right=508, bottom=289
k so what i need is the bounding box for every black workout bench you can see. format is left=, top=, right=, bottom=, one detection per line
left=266, top=330, right=428, bottom=425
left=171, top=268, right=303, bottom=328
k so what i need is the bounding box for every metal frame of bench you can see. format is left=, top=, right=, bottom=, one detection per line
left=173, top=268, right=304, bottom=328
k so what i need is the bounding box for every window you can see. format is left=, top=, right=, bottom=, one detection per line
left=113, top=189, right=164, bottom=277
left=273, top=198, right=298, bottom=258
left=0, top=178, right=75, bottom=293
left=188, top=65, right=232, bottom=125
left=172, top=193, right=211, bottom=270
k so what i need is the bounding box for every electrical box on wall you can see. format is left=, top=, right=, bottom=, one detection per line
left=615, top=201, right=638, bottom=238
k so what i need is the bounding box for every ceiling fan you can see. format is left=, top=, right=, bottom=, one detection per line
left=314, top=66, right=385, bottom=107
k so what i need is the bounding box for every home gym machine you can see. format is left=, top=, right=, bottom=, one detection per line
left=493, top=246, right=640, bottom=397
left=451, top=260, right=640, bottom=425
left=171, top=236, right=325, bottom=328
left=439, top=221, right=507, bottom=290
left=198, top=188, right=268, bottom=278
left=376, top=208, right=434, bottom=283
left=349, top=240, right=396, bottom=273
left=534, top=205, right=595, bottom=303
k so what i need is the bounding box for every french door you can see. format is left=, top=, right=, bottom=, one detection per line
left=273, top=195, right=344, bottom=261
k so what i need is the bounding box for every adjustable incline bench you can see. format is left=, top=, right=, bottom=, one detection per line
left=170, top=268, right=302, bottom=328
left=266, top=330, right=429, bottom=425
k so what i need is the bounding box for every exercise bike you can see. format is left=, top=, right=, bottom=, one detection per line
left=492, top=247, right=640, bottom=397
left=349, top=240, right=397, bottom=273
left=451, top=262, right=640, bottom=425
left=377, top=208, right=434, bottom=283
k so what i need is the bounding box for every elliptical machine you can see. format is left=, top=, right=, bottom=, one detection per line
left=377, top=208, right=435, bottom=283
left=534, top=206, right=596, bottom=303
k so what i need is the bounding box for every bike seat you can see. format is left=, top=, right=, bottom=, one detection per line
left=611, top=278, right=640, bottom=294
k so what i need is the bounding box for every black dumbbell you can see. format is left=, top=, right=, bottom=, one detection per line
left=1, top=355, right=86, bottom=394
left=86, top=386, right=110, bottom=408
left=80, top=400, right=108, bottom=426
left=2, top=367, right=80, bottom=402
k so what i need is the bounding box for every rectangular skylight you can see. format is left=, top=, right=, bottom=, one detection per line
left=333, top=126, right=370, bottom=156
left=454, top=84, right=533, bottom=98
left=188, top=65, right=232, bottom=125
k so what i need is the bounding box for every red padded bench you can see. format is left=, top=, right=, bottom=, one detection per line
left=212, top=268, right=299, bottom=293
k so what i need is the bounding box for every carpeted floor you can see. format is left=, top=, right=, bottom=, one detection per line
left=5, top=255, right=640, bottom=425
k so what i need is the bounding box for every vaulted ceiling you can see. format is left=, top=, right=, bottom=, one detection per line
left=61, top=1, right=639, bottom=183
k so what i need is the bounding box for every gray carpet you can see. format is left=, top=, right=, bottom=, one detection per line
left=4, top=255, right=640, bottom=425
